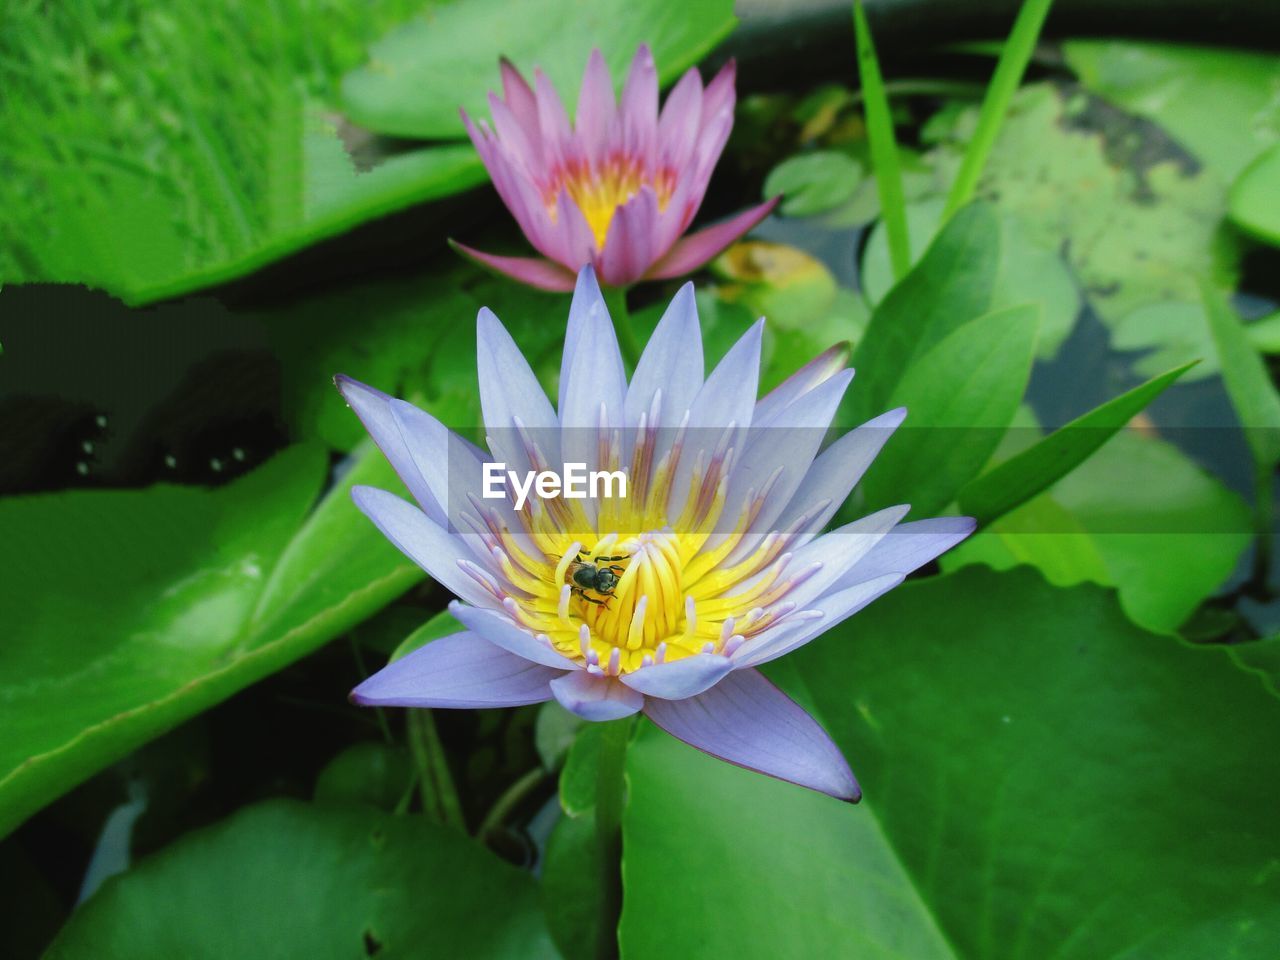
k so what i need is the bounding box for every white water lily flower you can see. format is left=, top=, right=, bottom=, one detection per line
left=339, top=267, right=973, bottom=800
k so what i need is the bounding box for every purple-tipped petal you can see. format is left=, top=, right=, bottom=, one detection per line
left=334, top=376, right=447, bottom=527
left=560, top=266, right=606, bottom=410
left=754, top=343, right=851, bottom=430
left=476, top=306, right=560, bottom=472
left=560, top=269, right=626, bottom=440
left=645, top=197, right=780, bottom=282
left=761, top=505, right=911, bottom=613
left=624, top=281, right=703, bottom=427
left=350, top=486, right=497, bottom=610
left=725, top=370, right=855, bottom=540
left=450, top=241, right=576, bottom=291
left=449, top=601, right=580, bottom=670
left=351, top=631, right=559, bottom=708
left=620, top=653, right=732, bottom=699
left=732, top=572, right=906, bottom=668
left=644, top=668, right=859, bottom=801
left=689, top=318, right=764, bottom=431
left=597, top=185, right=659, bottom=287
left=835, top=516, right=977, bottom=589
left=551, top=671, right=644, bottom=721
left=774, top=407, right=907, bottom=539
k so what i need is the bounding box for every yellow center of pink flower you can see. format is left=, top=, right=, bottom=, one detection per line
left=547, top=157, right=676, bottom=249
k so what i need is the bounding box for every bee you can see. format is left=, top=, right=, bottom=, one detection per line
left=566, top=552, right=627, bottom=607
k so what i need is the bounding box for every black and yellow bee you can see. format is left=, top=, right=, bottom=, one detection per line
left=566, top=552, right=627, bottom=608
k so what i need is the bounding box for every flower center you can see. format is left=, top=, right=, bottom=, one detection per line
left=457, top=407, right=827, bottom=676
left=546, top=156, right=675, bottom=249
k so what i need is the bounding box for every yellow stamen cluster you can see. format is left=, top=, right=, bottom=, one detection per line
left=459, top=407, right=823, bottom=675
left=546, top=156, right=676, bottom=249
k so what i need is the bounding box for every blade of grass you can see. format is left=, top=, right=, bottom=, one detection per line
left=852, top=1, right=910, bottom=282
left=1202, top=280, right=1280, bottom=589
left=958, top=360, right=1197, bottom=527
left=942, top=0, right=1055, bottom=219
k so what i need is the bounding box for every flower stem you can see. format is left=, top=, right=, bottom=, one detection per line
left=407, top=710, right=465, bottom=829
left=602, top=285, right=642, bottom=370
left=593, top=716, right=633, bottom=960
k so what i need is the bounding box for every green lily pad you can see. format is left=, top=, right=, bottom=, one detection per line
left=944, top=429, right=1251, bottom=633
left=785, top=568, right=1280, bottom=959
left=44, top=799, right=554, bottom=958
left=763, top=151, right=865, bottom=217
left=1064, top=40, right=1280, bottom=183
left=1229, top=143, right=1280, bottom=247
left=924, top=83, right=1236, bottom=336
left=0, top=443, right=423, bottom=838
left=341, top=0, right=737, bottom=139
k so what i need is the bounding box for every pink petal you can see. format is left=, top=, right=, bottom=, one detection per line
left=620, top=44, right=659, bottom=165
left=533, top=67, right=573, bottom=172
left=499, top=57, right=540, bottom=143
left=657, top=68, right=703, bottom=174
left=644, top=197, right=780, bottom=282
left=554, top=188, right=598, bottom=267
left=351, top=631, right=560, bottom=709
left=597, top=185, right=660, bottom=286
left=643, top=668, right=859, bottom=801
left=575, top=48, right=616, bottom=167
left=449, top=241, right=576, bottom=291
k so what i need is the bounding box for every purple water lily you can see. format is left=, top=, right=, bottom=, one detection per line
left=340, top=268, right=973, bottom=800
left=454, top=45, right=778, bottom=291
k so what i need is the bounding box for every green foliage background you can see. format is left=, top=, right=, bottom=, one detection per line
left=3, top=0, right=1280, bottom=957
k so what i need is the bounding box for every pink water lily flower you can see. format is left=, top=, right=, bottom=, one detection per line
left=455, top=45, right=779, bottom=291
left=338, top=268, right=973, bottom=800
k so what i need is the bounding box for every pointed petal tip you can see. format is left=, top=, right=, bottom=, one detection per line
left=451, top=240, right=577, bottom=291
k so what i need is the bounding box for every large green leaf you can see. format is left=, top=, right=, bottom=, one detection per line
left=1, top=1, right=486, bottom=304
left=0, top=443, right=423, bottom=838
left=45, top=799, right=554, bottom=958
left=1230, top=636, right=1280, bottom=699
left=268, top=263, right=578, bottom=451
left=945, top=429, right=1251, bottom=633
left=845, top=201, right=1001, bottom=424
left=861, top=199, right=1080, bottom=360
left=958, top=361, right=1196, bottom=526
left=787, top=568, right=1280, bottom=959
left=862, top=303, right=1039, bottom=517
left=341, top=0, right=738, bottom=139
left=622, top=724, right=957, bottom=960
left=1063, top=41, right=1280, bottom=183
left=1229, top=143, right=1280, bottom=247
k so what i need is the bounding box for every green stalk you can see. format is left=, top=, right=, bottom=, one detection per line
left=602, top=285, right=642, bottom=369
left=853, top=0, right=911, bottom=282
left=943, top=0, right=1055, bottom=219
left=407, top=710, right=465, bottom=830
left=593, top=716, right=633, bottom=960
